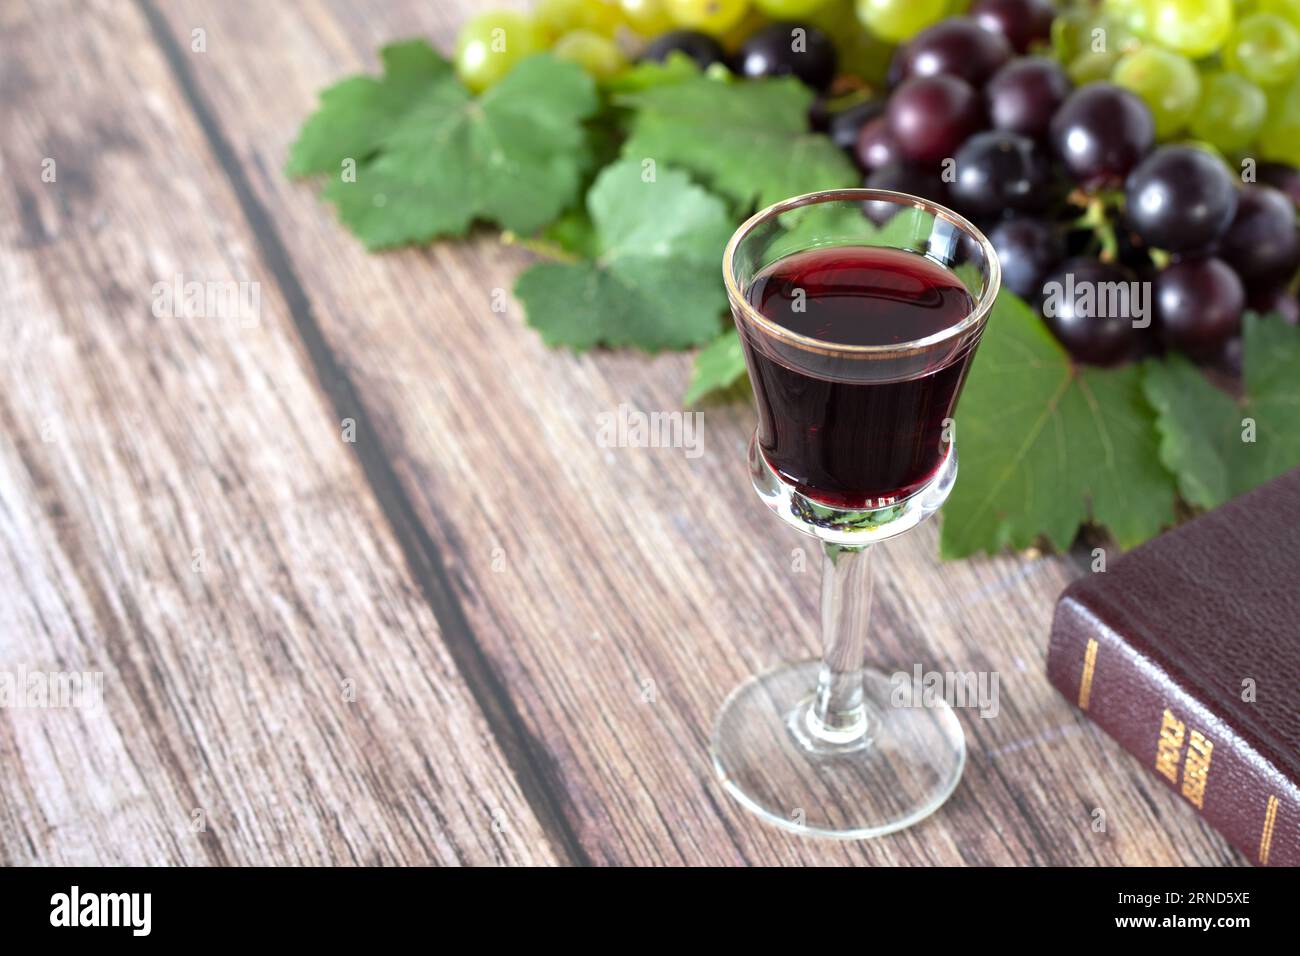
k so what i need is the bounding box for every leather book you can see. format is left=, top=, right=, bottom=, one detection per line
left=1047, top=467, right=1300, bottom=866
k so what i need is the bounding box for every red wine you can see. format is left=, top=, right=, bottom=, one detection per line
left=741, top=245, right=978, bottom=509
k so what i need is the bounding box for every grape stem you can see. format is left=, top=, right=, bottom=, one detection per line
left=1072, top=194, right=1119, bottom=264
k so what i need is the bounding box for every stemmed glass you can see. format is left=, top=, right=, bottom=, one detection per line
left=713, top=189, right=1000, bottom=839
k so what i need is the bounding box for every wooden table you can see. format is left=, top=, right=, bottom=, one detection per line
left=0, top=0, right=1241, bottom=866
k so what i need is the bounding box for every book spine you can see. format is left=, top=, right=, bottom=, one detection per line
left=1048, top=594, right=1299, bottom=867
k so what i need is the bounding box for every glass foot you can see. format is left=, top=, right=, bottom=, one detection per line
left=711, top=662, right=966, bottom=839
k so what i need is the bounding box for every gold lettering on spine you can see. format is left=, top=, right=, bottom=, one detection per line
left=1078, top=639, right=1099, bottom=710
left=1259, top=795, right=1279, bottom=865
left=1155, top=709, right=1185, bottom=784
left=1180, top=730, right=1213, bottom=809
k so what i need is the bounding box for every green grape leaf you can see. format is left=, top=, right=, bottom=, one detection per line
left=603, top=51, right=701, bottom=93
left=287, top=44, right=599, bottom=248
left=617, top=75, right=859, bottom=212
left=1143, top=314, right=1300, bottom=509
left=514, top=159, right=732, bottom=351
left=684, top=329, right=747, bottom=404
left=940, top=292, right=1177, bottom=558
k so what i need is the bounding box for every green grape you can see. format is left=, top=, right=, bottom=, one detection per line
left=455, top=11, right=547, bottom=93
left=1258, top=0, right=1300, bottom=30
left=1069, top=50, right=1121, bottom=84
left=1224, top=14, right=1300, bottom=86
left=664, top=0, right=751, bottom=36
left=1053, top=10, right=1137, bottom=63
left=754, top=0, right=831, bottom=15
left=1145, top=0, right=1235, bottom=58
left=1104, top=0, right=1152, bottom=38
left=1190, top=71, right=1268, bottom=153
left=618, top=0, right=675, bottom=34
left=553, top=29, right=630, bottom=79
left=1259, top=73, right=1300, bottom=164
left=1111, top=46, right=1201, bottom=138
left=854, top=0, right=947, bottom=43
left=535, top=0, right=623, bottom=39
left=809, top=0, right=894, bottom=83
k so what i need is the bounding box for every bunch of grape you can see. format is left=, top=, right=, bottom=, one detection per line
left=451, top=0, right=1300, bottom=367
left=838, top=2, right=1300, bottom=367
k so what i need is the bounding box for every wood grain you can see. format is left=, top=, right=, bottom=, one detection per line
left=0, top=0, right=1244, bottom=865
left=0, top=0, right=558, bottom=866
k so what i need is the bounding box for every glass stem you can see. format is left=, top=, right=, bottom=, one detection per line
left=808, top=542, right=875, bottom=744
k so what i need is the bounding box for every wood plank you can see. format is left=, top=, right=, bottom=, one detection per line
left=0, top=0, right=560, bottom=866
left=145, top=0, right=1245, bottom=866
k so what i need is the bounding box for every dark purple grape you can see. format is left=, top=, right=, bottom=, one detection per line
left=1124, top=146, right=1238, bottom=254
left=737, top=22, right=837, bottom=91
left=1038, top=258, right=1142, bottom=364
left=1216, top=186, right=1300, bottom=288
left=1049, top=83, right=1154, bottom=188
left=1155, top=257, right=1245, bottom=358
left=854, top=116, right=903, bottom=171
left=861, top=164, right=950, bottom=225
left=642, top=31, right=725, bottom=70
left=827, top=98, right=886, bottom=150
left=987, top=217, right=1064, bottom=299
left=971, top=0, right=1056, bottom=53
left=892, top=17, right=1013, bottom=88
left=887, top=75, right=984, bottom=166
left=949, top=130, right=1052, bottom=218
left=1250, top=285, right=1300, bottom=325
left=986, top=57, right=1071, bottom=140
left=1257, top=162, right=1300, bottom=208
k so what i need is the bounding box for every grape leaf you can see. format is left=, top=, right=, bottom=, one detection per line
left=286, top=43, right=598, bottom=248
left=685, top=329, right=747, bottom=404
left=514, top=159, right=732, bottom=351
left=1143, top=315, right=1300, bottom=509
left=940, top=292, right=1177, bottom=558
left=617, top=75, right=858, bottom=212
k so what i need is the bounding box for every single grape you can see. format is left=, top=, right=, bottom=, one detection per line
left=1049, top=83, right=1155, bottom=187
left=619, top=0, right=676, bottom=35
left=861, top=164, right=949, bottom=224
left=754, top=0, right=832, bottom=14
left=1216, top=186, right=1300, bottom=287
left=1250, top=285, right=1300, bottom=325
left=887, top=74, right=984, bottom=165
left=987, top=217, right=1065, bottom=299
left=737, top=22, right=838, bottom=89
left=665, top=0, right=750, bottom=35
left=1111, top=47, right=1200, bottom=139
left=640, top=29, right=726, bottom=68
left=1259, top=74, right=1300, bottom=165
left=828, top=99, right=886, bottom=151
left=1102, top=0, right=1152, bottom=39
left=853, top=115, right=903, bottom=170
left=1124, top=146, right=1238, bottom=253
left=1258, top=162, right=1300, bottom=207
left=535, top=0, right=622, bottom=39
left=986, top=57, right=1072, bottom=140
left=970, top=0, right=1055, bottom=53
left=455, top=11, right=547, bottom=93
left=1224, top=13, right=1300, bottom=87
left=1189, top=72, right=1267, bottom=154
left=854, top=0, right=948, bottom=44
left=1145, top=0, right=1234, bottom=59
left=949, top=130, right=1053, bottom=218
left=1038, top=258, right=1142, bottom=365
left=890, top=17, right=1013, bottom=88
left=1067, top=51, right=1120, bottom=85
left=1155, top=257, right=1245, bottom=358
left=554, top=30, right=630, bottom=80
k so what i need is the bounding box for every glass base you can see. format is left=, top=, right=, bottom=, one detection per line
left=748, top=436, right=957, bottom=546
left=711, top=662, right=966, bottom=840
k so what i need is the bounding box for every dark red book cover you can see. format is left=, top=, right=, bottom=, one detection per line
left=1048, top=467, right=1300, bottom=866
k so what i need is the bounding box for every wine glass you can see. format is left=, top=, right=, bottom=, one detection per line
left=713, top=188, right=1000, bottom=839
